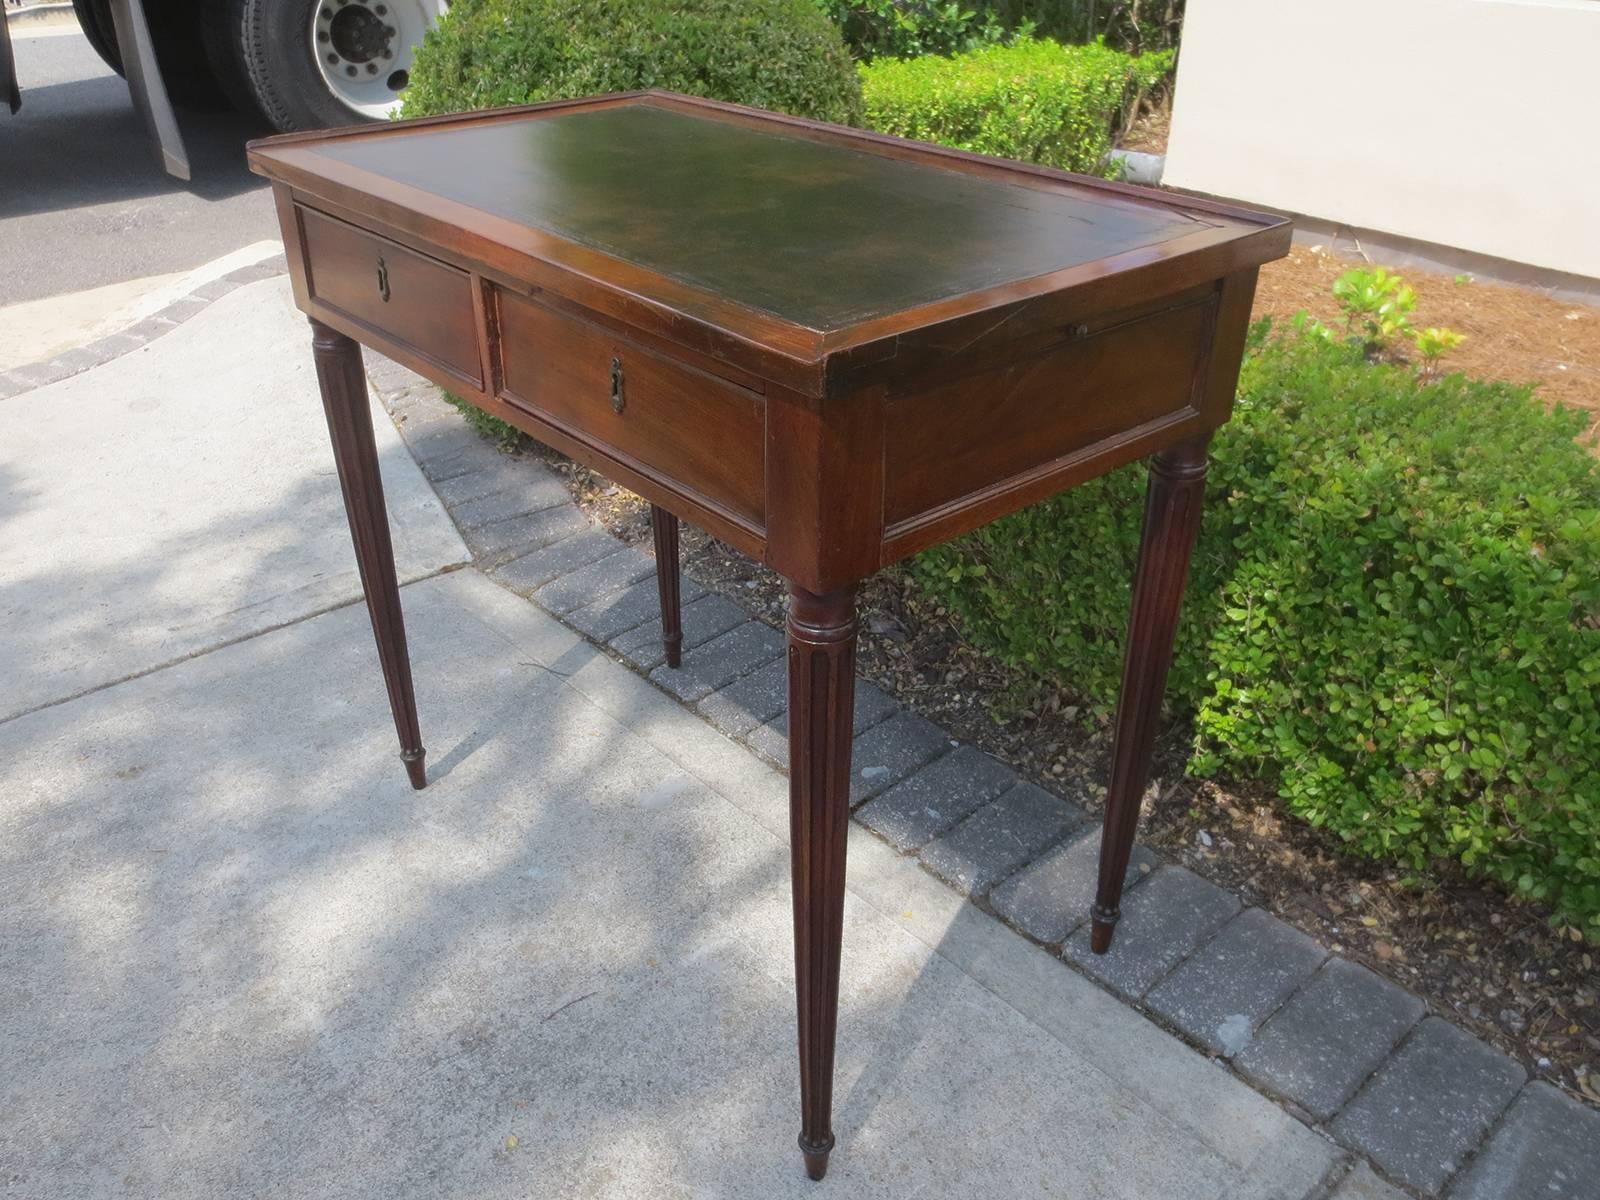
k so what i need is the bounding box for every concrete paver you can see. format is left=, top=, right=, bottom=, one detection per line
left=1059, top=865, right=1240, bottom=999
left=615, top=593, right=750, bottom=672
left=1235, top=958, right=1424, bottom=1120
left=990, top=829, right=1157, bottom=945
left=919, top=782, right=1084, bottom=897
left=1145, top=908, right=1328, bottom=1058
left=743, top=682, right=901, bottom=766
left=1332, top=1017, right=1526, bottom=1194
left=647, top=620, right=785, bottom=701
left=1448, top=1081, right=1600, bottom=1200
left=855, top=745, right=1019, bottom=852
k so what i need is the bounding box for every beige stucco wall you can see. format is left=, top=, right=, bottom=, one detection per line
left=1163, top=0, right=1600, bottom=280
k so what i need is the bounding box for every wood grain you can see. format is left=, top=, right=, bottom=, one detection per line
left=786, top=585, right=858, bottom=1182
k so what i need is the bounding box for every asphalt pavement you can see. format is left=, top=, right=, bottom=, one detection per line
left=0, top=21, right=276, bottom=305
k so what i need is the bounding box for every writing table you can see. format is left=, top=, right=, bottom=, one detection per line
left=247, top=91, right=1290, bottom=1179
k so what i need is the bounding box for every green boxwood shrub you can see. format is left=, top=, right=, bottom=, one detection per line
left=988, top=0, right=1186, bottom=53
left=860, top=38, right=1171, bottom=175
left=912, top=326, right=1600, bottom=934
left=813, top=0, right=1016, bottom=61
left=817, top=2, right=1184, bottom=60
left=403, top=0, right=863, bottom=127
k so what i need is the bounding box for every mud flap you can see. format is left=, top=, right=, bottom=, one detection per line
left=108, top=0, right=190, bottom=180
left=1, top=12, right=20, bottom=115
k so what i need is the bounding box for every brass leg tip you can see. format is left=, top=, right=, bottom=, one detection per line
left=401, top=749, right=427, bottom=791
left=1088, top=908, right=1113, bottom=953
left=799, top=1134, right=834, bottom=1181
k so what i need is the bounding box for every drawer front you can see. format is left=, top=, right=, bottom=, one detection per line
left=884, top=297, right=1214, bottom=526
left=497, top=291, right=766, bottom=528
left=300, top=206, right=482, bottom=387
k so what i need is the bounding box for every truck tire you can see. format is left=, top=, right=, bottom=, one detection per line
left=72, top=0, right=225, bottom=109
left=71, top=0, right=120, bottom=76
left=204, top=0, right=445, bottom=133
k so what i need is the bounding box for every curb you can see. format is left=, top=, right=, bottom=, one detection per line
left=5, top=2, right=78, bottom=30
left=0, top=255, right=290, bottom=401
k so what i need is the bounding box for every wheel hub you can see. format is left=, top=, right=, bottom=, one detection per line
left=312, top=0, right=444, bottom=117
left=327, top=5, right=394, bottom=65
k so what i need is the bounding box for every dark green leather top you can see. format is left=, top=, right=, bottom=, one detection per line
left=318, top=103, right=1205, bottom=331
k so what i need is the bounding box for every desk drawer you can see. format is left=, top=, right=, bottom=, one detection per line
left=497, top=292, right=766, bottom=527
left=300, top=206, right=482, bottom=387
left=884, top=297, right=1213, bottom=526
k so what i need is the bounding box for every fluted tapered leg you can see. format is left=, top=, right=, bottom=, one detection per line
left=786, top=584, right=858, bottom=1181
left=310, top=318, right=426, bottom=790
left=650, top=504, right=682, bottom=669
left=1091, top=435, right=1211, bottom=952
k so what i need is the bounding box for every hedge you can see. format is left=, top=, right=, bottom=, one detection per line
left=913, top=325, right=1600, bottom=934
left=403, top=0, right=863, bottom=127
left=817, top=2, right=1185, bottom=60
left=813, top=0, right=1014, bottom=61
left=860, top=38, right=1171, bottom=176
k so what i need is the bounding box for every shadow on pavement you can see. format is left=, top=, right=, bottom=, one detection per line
left=0, top=72, right=270, bottom=219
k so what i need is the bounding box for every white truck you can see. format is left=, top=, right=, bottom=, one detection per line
left=1, top=0, right=446, bottom=178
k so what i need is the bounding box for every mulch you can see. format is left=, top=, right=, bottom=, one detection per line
left=1256, top=245, right=1600, bottom=437
left=524, top=245, right=1600, bottom=1113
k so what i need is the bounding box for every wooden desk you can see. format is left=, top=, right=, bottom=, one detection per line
left=248, top=91, right=1289, bottom=1179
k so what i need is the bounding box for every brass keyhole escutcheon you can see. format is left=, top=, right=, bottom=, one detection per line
left=376, top=256, right=390, bottom=303
left=610, top=357, right=625, bottom=414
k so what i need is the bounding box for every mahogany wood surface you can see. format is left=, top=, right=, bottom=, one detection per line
left=785, top=585, right=858, bottom=1182
left=650, top=505, right=683, bottom=670
left=254, top=92, right=1290, bottom=1179
left=1091, top=437, right=1212, bottom=953
left=496, top=289, right=768, bottom=534
left=301, top=207, right=483, bottom=390
left=310, top=319, right=427, bottom=791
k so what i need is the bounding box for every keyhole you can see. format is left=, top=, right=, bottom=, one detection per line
left=376, top=257, right=391, bottom=303
left=610, top=357, right=625, bottom=414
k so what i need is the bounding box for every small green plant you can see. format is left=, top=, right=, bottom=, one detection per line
left=1332, top=267, right=1416, bottom=353
left=860, top=38, right=1172, bottom=176
left=1411, top=326, right=1467, bottom=380
left=445, top=392, right=525, bottom=449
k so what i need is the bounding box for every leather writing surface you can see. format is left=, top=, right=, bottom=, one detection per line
left=313, top=103, right=1206, bottom=331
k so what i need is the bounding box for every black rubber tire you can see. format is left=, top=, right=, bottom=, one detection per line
left=200, top=0, right=266, bottom=123
left=209, top=0, right=376, bottom=133
left=72, top=0, right=121, bottom=76
left=72, top=0, right=226, bottom=110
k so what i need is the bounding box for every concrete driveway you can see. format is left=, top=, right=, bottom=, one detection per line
left=0, top=275, right=1340, bottom=1197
